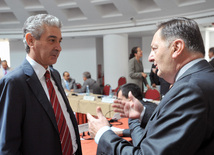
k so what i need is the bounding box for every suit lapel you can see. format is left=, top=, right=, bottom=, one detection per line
left=23, top=60, right=59, bottom=133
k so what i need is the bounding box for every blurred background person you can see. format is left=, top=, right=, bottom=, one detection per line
left=61, top=71, right=77, bottom=92
left=128, top=46, right=150, bottom=95
left=149, top=63, right=170, bottom=98
left=208, top=47, right=214, bottom=68
left=0, top=60, right=12, bottom=79
left=114, top=83, right=157, bottom=141
left=73, top=71, right=101, bottom=94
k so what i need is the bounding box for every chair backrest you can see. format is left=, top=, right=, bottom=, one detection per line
left=118, top=76, right=127, bottom=87
left=145, top=89, right=160, bottom=100
left=103, top=84, right=111, bottom=95
left=76, top=83, right=82, bottom=89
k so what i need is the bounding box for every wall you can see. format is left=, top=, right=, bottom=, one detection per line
left=8, top=34, right=159, bottom=89
left=9, top=37, right=98, bottom=85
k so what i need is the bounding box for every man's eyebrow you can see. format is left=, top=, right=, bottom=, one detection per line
left=48, top=35, right=63, bottom=41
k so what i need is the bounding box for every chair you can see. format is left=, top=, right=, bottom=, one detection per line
left=76, top=83, right=82, bottom=89
left=145, top=89, right=160, bottom=100
left=103, top=84, right=111, bottom=95
left=118, top=76, right=126, bottom=87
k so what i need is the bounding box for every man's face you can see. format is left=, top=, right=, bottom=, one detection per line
left=30, top=25, right=62, bottom=69
left=209, top=51, right=214, bottom=59
left=149, top=29, right=175, bottom=83
left=117, top=90, right=129, bottom=101
left=1, top=62, right=8, bottom=70
left=63, top=72, right=70, bottom=81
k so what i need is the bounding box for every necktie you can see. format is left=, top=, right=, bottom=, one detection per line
left=45, top=71, right=73, bottom=155
left=4, top=70, right=7, bottom=75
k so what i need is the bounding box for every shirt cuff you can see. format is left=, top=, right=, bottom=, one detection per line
left=139, top=106, right=146, bottom=122
left=95, top=126, right=111, bottom=144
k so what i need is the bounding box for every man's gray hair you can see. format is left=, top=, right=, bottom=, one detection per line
left=83, top=72, right=91, bottom=79
left=22, top=14, right=62, bottom=53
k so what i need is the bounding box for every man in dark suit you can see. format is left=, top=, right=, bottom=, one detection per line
left=0, top=14, right=82, bottom=155
left=87, top=17, right=214, bottom=154
left=114, top=83, right=157, bottom=144
left=208, top=47, right=214, bottom=67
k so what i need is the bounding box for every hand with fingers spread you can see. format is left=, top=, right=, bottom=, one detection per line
left=87, top=107, right=110, bottom=138
left=113, top=91, right=144, bottom=119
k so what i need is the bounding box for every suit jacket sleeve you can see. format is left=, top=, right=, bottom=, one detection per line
left=97, top=83, right=208, bottom=155
left=74, top=81, right=87, bottom=93
left=0, top=76, right=25, bottom=155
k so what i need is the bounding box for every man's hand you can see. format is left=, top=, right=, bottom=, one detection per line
left=87, top=107, right=110, bottom=138
left=112, top=92, right=144, bottom=119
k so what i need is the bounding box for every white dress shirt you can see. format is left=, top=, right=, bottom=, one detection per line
left=26, top=55, right=77, bottom=153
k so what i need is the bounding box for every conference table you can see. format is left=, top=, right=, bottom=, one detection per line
left=67, top=92, right=159, bottom=154
left=67, top=92, right=130, bottom=154
left=67, top=92, right=116, bottom=118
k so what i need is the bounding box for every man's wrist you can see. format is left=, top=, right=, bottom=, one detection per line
left=95, top=126, right=111, bottom=144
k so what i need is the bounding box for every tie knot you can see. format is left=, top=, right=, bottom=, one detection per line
left=44, top=70, right=51, bottom=80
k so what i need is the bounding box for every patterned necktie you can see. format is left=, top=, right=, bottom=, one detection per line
left=4, top=70, right=7, bottom=75
left=44, top=71, right=73, bottom=155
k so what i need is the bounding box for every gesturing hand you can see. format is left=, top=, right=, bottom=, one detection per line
left=112, top=91, right=144, bottom=119
left=87, top=107, right=110, bottom=138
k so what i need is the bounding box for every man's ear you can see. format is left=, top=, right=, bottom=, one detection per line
left=172, top=39, right=185, bottom=58
left=25, top=33, right=34, bottom=47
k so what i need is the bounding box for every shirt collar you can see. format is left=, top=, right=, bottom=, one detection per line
left=26, top=55, right=50, bottom=80
left=175, top=58, right=204, bottom=82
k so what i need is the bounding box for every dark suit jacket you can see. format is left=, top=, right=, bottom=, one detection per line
left=209, top=58, right=214, bottom=68
left=0, top=59, right=82, bottom=155
left=97, top=60, right=214, bottom=155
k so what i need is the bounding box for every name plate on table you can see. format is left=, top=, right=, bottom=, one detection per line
left=83, top=96, right=95, bottom=101
left=102, top=97, right=115, bottom=103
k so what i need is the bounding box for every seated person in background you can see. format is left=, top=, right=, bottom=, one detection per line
left=61, top=71, right=77, bottom=91
left=0, top=60, right=13, bottom=79
left=208, top=47, right=214, bottom=68
left=73, top=71, right=101, bottom=94
left=149, top=63, right=170, bottom=98
left=114, top=83, right=157, bottom=139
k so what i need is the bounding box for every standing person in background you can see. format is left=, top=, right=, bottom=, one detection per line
left=128, top=46, right=150, bottom=94
left=0, top=14, right=82, bottom=155
left=208, top=47, right=214, bottom=67
left=73, top=71, right=101, bottom=94
left=0, top=60, right=12, bottom=79
left=149, top=63, right=170, bottom=98
left=61, top=71, right=77, bottom=92
left=87, top=17, right=214, bottom=154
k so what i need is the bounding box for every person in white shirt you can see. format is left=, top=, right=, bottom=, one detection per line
left=0, top=14, right=82, bottom=155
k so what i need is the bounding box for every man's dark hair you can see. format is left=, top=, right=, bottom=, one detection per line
left=117, top=83, right=143, bottom=100
left=209, top=47, right=214, bottom=54
left=157, top=17, right=205, bottom=56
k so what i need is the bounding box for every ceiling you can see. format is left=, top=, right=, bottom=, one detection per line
left=0, top=0, right=214, bottom=39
